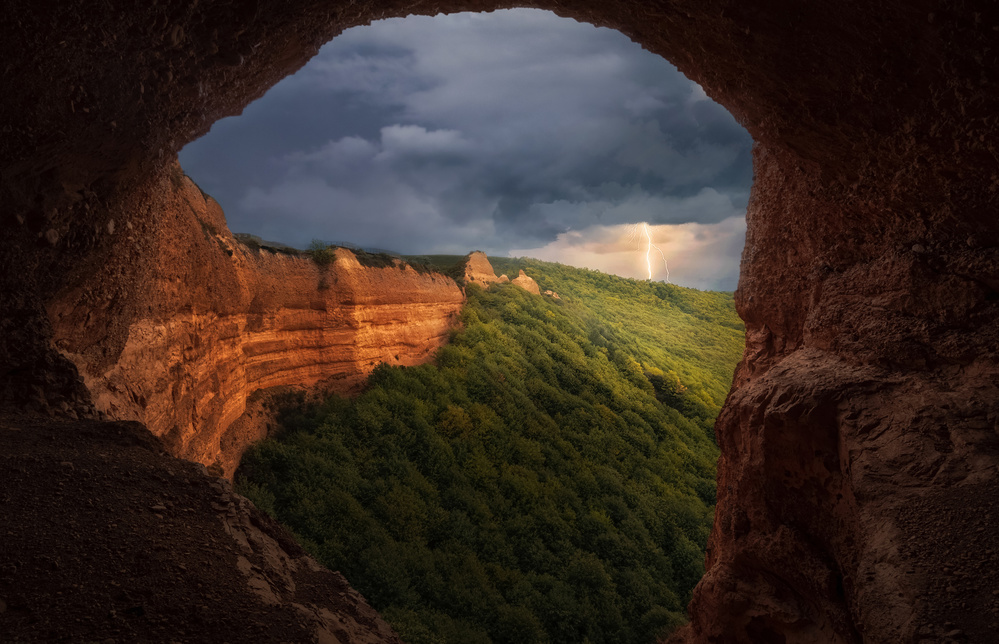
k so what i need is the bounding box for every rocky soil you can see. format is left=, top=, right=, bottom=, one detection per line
left=894, top=479, right=999, bottom=643
left=0, top=412, right=403, bottom=644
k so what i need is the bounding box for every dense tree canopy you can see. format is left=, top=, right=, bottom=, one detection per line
left=238, top=257, right=744, bottom=644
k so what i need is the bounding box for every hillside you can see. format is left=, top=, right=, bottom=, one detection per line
left=237, top=257, right=744, bottom=644
left=487, top=257, right=743, bottom=434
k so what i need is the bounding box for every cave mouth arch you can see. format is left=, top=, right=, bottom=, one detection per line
left=173, top=9, right=751, bottom=643
left=2, top=2, right=997, bottom=643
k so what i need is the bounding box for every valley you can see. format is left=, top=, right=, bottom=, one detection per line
left=237, top=254, right=743, bottom=643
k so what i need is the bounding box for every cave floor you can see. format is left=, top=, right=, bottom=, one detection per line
left=0, top=413, right=401, bottom=644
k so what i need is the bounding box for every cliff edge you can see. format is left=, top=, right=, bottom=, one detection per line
left=46, top=163, right=464, bottom=477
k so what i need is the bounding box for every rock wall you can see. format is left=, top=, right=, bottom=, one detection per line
left=678, top=142, right=999, bottom=644
left=1, top=2, right=998, bottom=643
left=46, top=164, right=463, bottom=475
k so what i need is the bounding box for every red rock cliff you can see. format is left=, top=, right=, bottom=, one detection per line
left=46, top=164, right=463, bottom=475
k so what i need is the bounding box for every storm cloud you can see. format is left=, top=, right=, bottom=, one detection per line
left=179, top=9, right=753, bottom=289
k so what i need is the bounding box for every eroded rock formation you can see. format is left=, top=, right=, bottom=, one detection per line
left=45, top=164, right=463, bottom=476
left=511, top=269, right=541, bottom=295
left=1, top=2, right=998, bottom=643
left=464, top=250, right=509, bottom=287
left=464, top=251, right=541, bottom=294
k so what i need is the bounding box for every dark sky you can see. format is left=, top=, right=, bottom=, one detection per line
left=179, top=9, right=753, bottom=290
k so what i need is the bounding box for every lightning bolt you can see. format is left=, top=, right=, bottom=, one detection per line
left=641, top=222, right=671, bottom=283
left=643, top=223, right=653, bottom=280
left=655, top=244, right=670, bottom=284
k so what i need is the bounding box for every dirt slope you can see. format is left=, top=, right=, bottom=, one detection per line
left=0, top=413, right=404, bottom=643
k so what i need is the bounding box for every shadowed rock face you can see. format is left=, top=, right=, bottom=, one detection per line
left=0, top=414, right=407, bottom=644
left=1, top=1, right=998, bottom=643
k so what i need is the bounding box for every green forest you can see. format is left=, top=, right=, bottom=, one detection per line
left=237, top=257, right=744, bottom=644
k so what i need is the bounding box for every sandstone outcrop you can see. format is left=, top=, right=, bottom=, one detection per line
left=1, top=2, right=998, bottom=643
left=463, top=251, right=507, bottom=287
left=45, top=164, right=463, bottom=477
left=464, top=252, right=539, bottom=294
left=511, top=269, right=541, bottom=295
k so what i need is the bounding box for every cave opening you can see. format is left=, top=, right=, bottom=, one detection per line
left=3, top=2, right=997, bottom=643
left=174, top=9, right=751, bottom=643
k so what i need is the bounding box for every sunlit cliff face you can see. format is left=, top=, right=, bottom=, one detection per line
left=43, top=165, right=465, bottom=478
left=1, top=2, right=998, bottom=643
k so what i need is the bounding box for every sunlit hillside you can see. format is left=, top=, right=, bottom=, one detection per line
left=238, top=257, right=744, bottom=644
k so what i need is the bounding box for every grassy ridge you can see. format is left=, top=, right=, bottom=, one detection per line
left=237, top=259, right=744, bottom=644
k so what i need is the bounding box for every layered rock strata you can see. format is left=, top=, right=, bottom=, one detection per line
left=46, top=165, right=463, bottom=474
